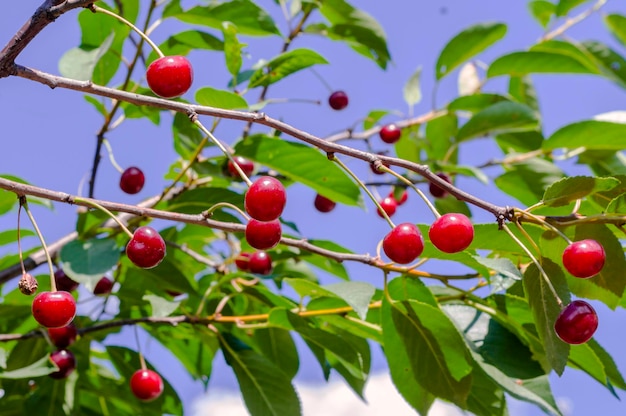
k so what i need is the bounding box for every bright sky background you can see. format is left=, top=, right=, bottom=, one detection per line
left=1, top=1, right=625, bottom=415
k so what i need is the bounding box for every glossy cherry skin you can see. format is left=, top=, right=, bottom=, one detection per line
left=120, top=167, right=145, bottom=195
left=48, top=323, right=77, bottom=349
left=32, top=291, right=76, bottom=328
left=235, top=252, right=252, bottom=271
left=328, top=90, right=348, bottom=110
left=244, top=176, right=286, bottom=222
left=429, top=173, right=452, bottom=198
left=562, top=239, right=606, bottom=278
left=55, top=269, right=79, bottom=292
left=146, top=56, right=193, bottom=99
left=429, top=213, right=474, bottom=254
left=554, top=300, right=598, bottom=344
left=383, top=223, right=424, bottom=264
left=126, top=226, right=166, bottom=269
left=245, top=219, right=282, bottom=250
left=93, top=276, right=114, bottom=295
left=379, top=124, right=402, bottom=144
left=388, top=188, right=408, bottom=206
left=377, top=197, right=397, bottom=218
left=49, top=349, right=76, bottom=379
left=249, top=251, right=273, bottom=275
left=314, top=194, right=336, bottom=213
left=227, top=156, right=255, bottom=179
left=130, top=369, right=164, bottom=402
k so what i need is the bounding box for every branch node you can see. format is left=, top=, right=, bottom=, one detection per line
left=326, top=152, right=335, bottom=160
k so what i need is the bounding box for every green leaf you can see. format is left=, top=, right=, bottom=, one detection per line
left=285, top=278, right=336, bottom=299
left=254, top=328, right=299, bottom=380
left=150, top=30, right=224, bottom=63
left=587, top=338, right=626, bottom=390
left=58, top=33, right=115, bottom=81
left=543, top=120, right=626, bottom=150
left=0, top=355, right=56, bottom=379
left=495, top=158, right=565, bottom=206
left=84, top=96, right=107, bottom=117
left=195, top=87, right=248, bottom=110
left=317, top=0, right=391, bottom=69
left=385, top=298, right=473, bottom=405
left=222, top=22, right=245, bottom=77
left=143, top=294, right=180, bottom=318
left=472, top=256, right=522, bottom=281
left=457, top=101, right=539, bottom=141
left=542, top=176, right=619, bottom=207
left=323, top=281, right=375, bottom=319
left=425, top=113, right=458, bottom=162
left=556, top=0, right=591, bottom=16
left=164, top=187, right=244, bottom=222
left=170, top=0, right=280, bottom=36
left=403, top=66, right=422, bottom=107
left=488, top=51, right=597, bottom=77
left=568, top=342, right=614, bottom=394
left=496, top=131, right=544, bottom=152
left=528, top=1, right=556, bottom=27
left=523, top=259, right=571, bottom=375
left=362, top=110, right=391, bottom=130
left=59, top=238, right=120, bottom=291
left=509, top=76, right=540, bottom=112
left=248, top=48, right=328, bottom=88
left=234, top=135, right=363, bottom=207
left=580, top=41, right=626, bottom=88
left=436, top=23, right=507, bottom=80
left=605, top=14, right=626, bottom=47
left=172, top=112, right=205, bottom=158
left=448, top=93, right=509, bottom=113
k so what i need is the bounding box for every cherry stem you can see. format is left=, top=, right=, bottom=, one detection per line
left=90, top=5, right=164, bottom=58
left=513, top=220, right=541, bottom=255
left=158, top=135, right=210, bottom=204
left=380, top=166, right=441, bottom=219
left=203, top=202, right=249, bottom=221
left=502, top=224, right=563, bottom=308
left=191, top=116, right=253, bottom=187
left=330, top=155, right=395, bottom=229
left=102, top=139, right=125, bottom=174
left=517, top=209, right=573, bottom=245
left=133, top=325, right=147, bottom=370
left=16, top=203, right=26, bottom=276
left=309, top=67, right=333, bottom=93
left=74, top=197, right=134, bottom=239
left=195, top=282, right=218, bottom=317
left=21, top=197, right=56, bottom=292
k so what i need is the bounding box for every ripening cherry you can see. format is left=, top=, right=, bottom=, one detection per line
left=130, top=369, right=164, bottom=402
left=126, top=226, right=166, bottom=269
left=245, top=219, right=282, bottom=250
left=382, top=223, right=424, bottom=264
left=328, top=90, right=349, bottom=110
left=377, top=197, right=397, bottom=219
left=120, top=167, right=145, bottom=194
left=249, top=251, right=273, bottom=275
left=32, top=291, right=76, bottom=328
left=379, top=124, right=402, bottom=144
left=562, top=239, right=606, bottom=278
left=314, top=194, right=336, bottom=213
left=428, top=213, right=474, bottom=253
left=49, top=349, right=76, bottom=379
left=146, top=55, right=193, bottom=99
left=554, top=300, right=598, bottom=344
left=244, top=176, right=286, bottom=222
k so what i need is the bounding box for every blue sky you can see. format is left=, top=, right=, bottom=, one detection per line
left=1, top=1, right=626, bottom=415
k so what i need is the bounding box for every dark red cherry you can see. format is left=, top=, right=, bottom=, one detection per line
left=49, top=349, right=76, bottom=379
left=429, top=173, right=452, bottom=198
left=562, top=239, right=606, bottom=278
left=249, top=251, right=273, bottom=275
left=428, top=213, right=474, bottom=253
left=32, top=291, right=76, bottom=328
left=554, top=300, right=598, bottom=344
left=47, top=323, right=77, bottom=349
left=130, top=369, right=164, bottom=401
left=227, top=156, right=255, bottom=179
left=93, top=276, right=114, bottom=295
left=244, top=176, right=286, bottom=222
left=379, top=124, right=402, bottom=144
left=120, top=167, right=145, bottom=195
left=382, top=223, right=424, bottom=264
left=314, top=194, right=336, bottom=213
left=126, top=226, right=166, bottom=269
left=54, top=269, right=79, bottom=292
left=377, top=197, right=397, bottom=218
left=245, top=219, right=282, bottom=250
left=235, top=252, right=252, bottom=272
left=388, top=188, right=408, bottom=206
left=328, top=90, right=348, bottom=110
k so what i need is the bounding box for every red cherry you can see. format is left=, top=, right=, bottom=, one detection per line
left=126, top=226, right=166, bottom=269
left=429, top=173, right=452, bottom=198
left=328, top=90, right=348, bottom=110
left=47, top=323, right=77, bottom=349
left=235, top=252, right=251, bottom=272
left=429, top=213, right=474, bottom=253
left=388, top=188, right=408, bottom=206
left=227, top=156, right=255, bottom=179
left=245, top=219, right=282, bottom=250
left=49, top=349, right=76, bottom=379
left=32, top=291, right=76, bottom=328
left=314, top=194, right=336, bottom=213
left=244, top=176, right=286, bottom=221
left=166, top=290, right=183, bottom=297
left=562, top=239, right=606, bottom=278
left=249, top=251, right=273, bottom=275
left=146, top=55, right=193, bottom=99
left=377, top=197, right=397, bottom=218
left=554, top=300, right=598, bottom=344
left=130, top=369, right=164, bottom=402
left=120, top=167, right=145, bottom=195
left=54, top=269, right=79, bottom=292
left=94, top=276, right=114, bottom=295
left=383, top=223, right=424, bottom=264
left=379, top=124, right=402, bottom=144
